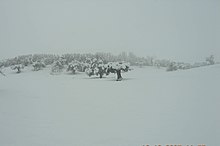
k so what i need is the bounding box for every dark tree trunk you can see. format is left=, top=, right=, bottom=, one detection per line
left=17, top=67, right=21, bottom=73
left=116, top=70, right=122, bottom=81
left=99, top=73, right=103, bottom=78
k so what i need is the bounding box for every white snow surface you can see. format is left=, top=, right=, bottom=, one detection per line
left=0, top=65, right=220, bottom=146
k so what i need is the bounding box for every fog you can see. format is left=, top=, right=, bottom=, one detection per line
left=0, top=0, right=219, bottom=63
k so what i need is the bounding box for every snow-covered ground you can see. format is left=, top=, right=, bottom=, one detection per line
left=0, top=65, right=219, bottom=146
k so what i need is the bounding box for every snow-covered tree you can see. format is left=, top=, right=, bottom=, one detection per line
left=177, top=63, right=191, bottom=70
left=106, top=62, right=130, bottom=81
left=166, top=62, right=178, bottom=71
left=33, top=61, right=46, bottom=71
left=206, top=55, right=215, bottom=65
left=51, top=58, right=66, bottom=74
left=78, top=62, right=90, bottom=72
left=67, top=60, right=80, bottom=74
left=0, top=62, right=6, bottom=76
left=11, top=64, right=24, bottom=73
left=85, top=58, right=107, bottom=78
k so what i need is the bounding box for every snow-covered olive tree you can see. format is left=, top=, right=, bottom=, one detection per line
left=66, top=60, right=81, bottom=74
left=166, top=62, right=178, bottom=71
left=11, top=64, right=24, bottom=73
left=85, top=58, right=107, bottom=78
left=206, top=55, right=215, bottom=65
left=106, top=62, right=130, bottom=81
left=0, top=63, right=5, bottom=76
left=51, top=58, right=66, bottom=74
left=33, top=61, right=46, bottom=71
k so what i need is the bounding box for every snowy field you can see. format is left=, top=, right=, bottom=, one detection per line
left=0, top=65, right=220, bottom=146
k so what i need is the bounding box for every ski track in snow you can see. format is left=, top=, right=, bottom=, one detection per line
left=0, top=65, right=220, bottom=146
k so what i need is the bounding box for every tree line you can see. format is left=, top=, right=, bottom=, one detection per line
left=0, top=52, right=217, bottom=76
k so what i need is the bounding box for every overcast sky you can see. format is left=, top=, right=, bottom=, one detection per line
left=0, top=0, right=219, bottom=62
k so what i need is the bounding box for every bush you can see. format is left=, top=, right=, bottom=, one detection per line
left=85, top=59, right=107, bottom=78
left=33, top=61, right=46, bottom=71
left=206, top=55, right=215, bottom=65
left=51, top=59, right=65, bottom=74
left=67, top=60, right=80, bottom=74
left=167, top=62, right=178, bottom=71
left=11, top=64, right=24, bottom=73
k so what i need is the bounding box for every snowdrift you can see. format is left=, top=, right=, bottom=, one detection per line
left=0, top=65, right=219, bottom=146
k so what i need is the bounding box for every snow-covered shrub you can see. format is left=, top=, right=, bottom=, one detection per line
left=0, top=61, right=6, bottom=76
left=94, top=63, right=107, bottom=78
left=79, top=62, right=90, bottom=72
left=66, top=60, right=81, bottom=74
left=32, top=61, right=46, bottom=71
left=11, top=64, right=24, bottom=73
left=106, top=62, right=130, bottom=81
left=0, top=61, right=3, bottom=68
left=206, top=55, right=215, bottom=65
left=51, top=59, right=65, bottom=74
left=166, top=62, right=178, bottom=71
left=43, top=55, right=59, bottom=65
left=85, top=59, right=107, bottom=78
left=21, top=58, right=31, bottom=66
left=85, top=68, right=93, bottom=77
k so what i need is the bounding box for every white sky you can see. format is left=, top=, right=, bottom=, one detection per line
left=0, top=0, right=219, bottom=63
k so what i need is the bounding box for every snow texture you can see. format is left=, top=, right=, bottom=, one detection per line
left=0, top=65, right=220, bottom=146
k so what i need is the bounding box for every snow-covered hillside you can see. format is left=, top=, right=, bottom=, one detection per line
left=0, top=65, right=219, bottom=146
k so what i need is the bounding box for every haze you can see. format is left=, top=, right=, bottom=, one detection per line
left=0, top=0, right=219, bottom=63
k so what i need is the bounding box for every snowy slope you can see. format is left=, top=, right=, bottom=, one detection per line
left=0, top=65, right=220, bottom=146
